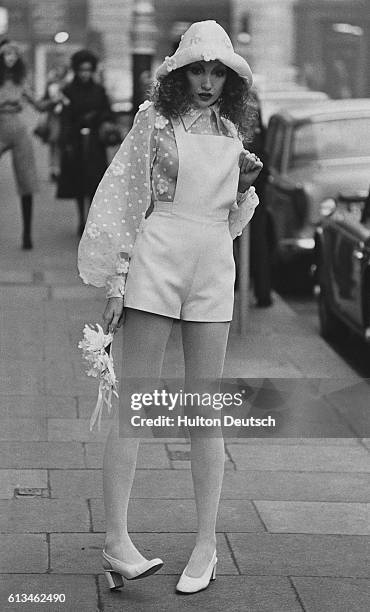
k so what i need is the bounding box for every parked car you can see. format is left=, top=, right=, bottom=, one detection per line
left=315, top=188, right=370, bottom=341
left=259, top=89, right=329, bottom=127
left=264, top=99, right=370, bottom=290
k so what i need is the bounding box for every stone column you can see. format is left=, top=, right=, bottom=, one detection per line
left=131, top=0, right=158, bottom=112
left=88, top=0, right=133, bottom=100
left=232, top=0, right=296, bottom=89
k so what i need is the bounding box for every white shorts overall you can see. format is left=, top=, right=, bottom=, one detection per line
left=124, top=117, right=243, bottom=322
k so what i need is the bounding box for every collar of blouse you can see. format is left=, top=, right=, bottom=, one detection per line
left=180, top=103, right=227, bottom=134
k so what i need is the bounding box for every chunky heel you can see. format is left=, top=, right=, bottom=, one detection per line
left=102, top=549, right=163, bottom=588
left=211, top=562, right=217, bottom=580
left=105, top=570, right=124, bottom=590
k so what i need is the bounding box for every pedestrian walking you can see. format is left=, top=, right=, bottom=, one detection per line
left=0, top=40, right=41, bottom=249
left=57, top=49, right=113, bottom=237
left=78, top=20, right=262, bottom=596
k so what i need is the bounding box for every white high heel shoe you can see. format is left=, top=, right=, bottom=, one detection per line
left=176, top=550, right=217, bottom=594
left=102, top=549, right=163, bottom=590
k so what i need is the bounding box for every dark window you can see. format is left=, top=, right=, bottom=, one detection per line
left=289, top=117, right=370, bottom=168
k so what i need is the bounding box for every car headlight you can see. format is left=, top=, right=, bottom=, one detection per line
left=295, top=238, right=315, bottom=250
left=320, top=198, right=336, bottom=216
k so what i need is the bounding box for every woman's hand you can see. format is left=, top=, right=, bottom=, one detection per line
left=238, top=150, right=263, bottom=193
left=103, top=297, right=125, bottom=334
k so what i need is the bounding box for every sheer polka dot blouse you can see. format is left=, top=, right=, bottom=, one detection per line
left=77, top=101, right=259, bottom=297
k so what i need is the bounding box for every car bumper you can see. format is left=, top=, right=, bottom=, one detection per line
left=279, top=238, right=315, bottom=257
left=282, top=238, right=315, bottom=250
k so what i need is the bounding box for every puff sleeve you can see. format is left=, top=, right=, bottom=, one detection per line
left=77, top=102, right=155, bottom=296
left=220, top=118, right=260, bottom=240
left=228, top=186, right=259, bottom=240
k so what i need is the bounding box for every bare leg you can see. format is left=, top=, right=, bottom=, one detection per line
left=181, top=321, right=230, bottom=576
left=103, top=308, right=173, bottom=563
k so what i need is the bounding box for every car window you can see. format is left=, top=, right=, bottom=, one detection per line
left=289, top=117, right=370, bottom=168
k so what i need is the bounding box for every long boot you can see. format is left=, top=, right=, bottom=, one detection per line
left=21, top=194, right=33, bottom=250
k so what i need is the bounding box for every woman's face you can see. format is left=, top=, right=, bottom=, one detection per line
left=2, top=47, right=19, bottom=69
left=185, top=60, right=227, bottom=108
left=76, top=61, right=94, bottom=83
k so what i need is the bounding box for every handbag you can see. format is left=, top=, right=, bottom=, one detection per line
left=98, top=121, right=122, bottom=147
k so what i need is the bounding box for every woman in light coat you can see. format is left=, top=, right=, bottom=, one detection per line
left=0, top=40, right=41, bottom=249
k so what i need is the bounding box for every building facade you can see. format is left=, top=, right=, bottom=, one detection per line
left=0, top=0, right=300, bottom=99
left=294, top=0, right=370, bottom=97
left=232, top=0, right=297, bottom=88
left=88, top=0, right=133, bottom=100
left=0, top=0, right=94, bottom=95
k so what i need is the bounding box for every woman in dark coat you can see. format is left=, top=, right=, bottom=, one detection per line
left=57, top=49, right=113, bottom=236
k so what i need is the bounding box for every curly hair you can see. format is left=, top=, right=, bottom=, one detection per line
left=71, top=49, right=98, bottom=73
left=151, top=65, right=257, bottom=142
left=0, top=41, right=26, bottom=86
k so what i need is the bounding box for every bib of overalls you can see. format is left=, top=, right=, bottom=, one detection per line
left=168, top=116, right=242, bottom=220
left=124, top=115, right=243, bottom=321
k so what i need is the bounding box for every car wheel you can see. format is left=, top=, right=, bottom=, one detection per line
left=318, top=286, right=342, bottom=340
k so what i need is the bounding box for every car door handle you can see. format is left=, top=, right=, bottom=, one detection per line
left=352, top=249, right=364, bottom=260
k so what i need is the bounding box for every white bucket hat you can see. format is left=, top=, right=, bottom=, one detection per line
left=155, top=20, right=253, bottom=87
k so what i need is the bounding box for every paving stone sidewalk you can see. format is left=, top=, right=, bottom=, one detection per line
left=1, top=118, right=370, bottom=612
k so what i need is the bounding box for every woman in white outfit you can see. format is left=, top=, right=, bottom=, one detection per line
left=78, top=20, right=262, bottom=595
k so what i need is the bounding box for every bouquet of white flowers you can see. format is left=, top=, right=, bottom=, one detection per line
left=78, top=324, right=119, bottom=430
